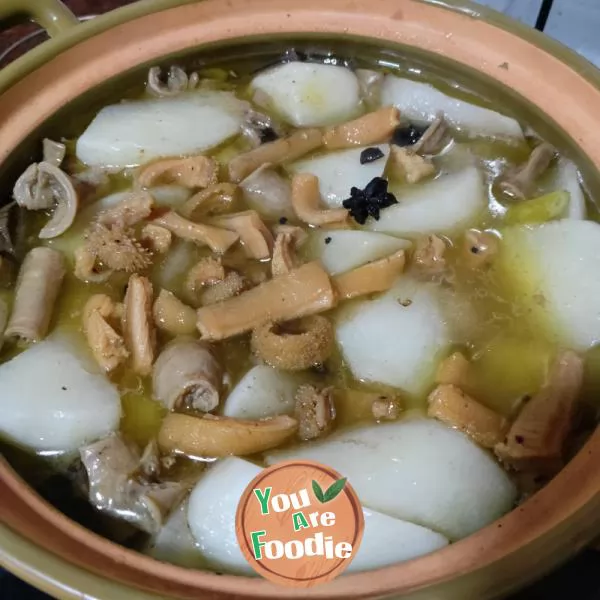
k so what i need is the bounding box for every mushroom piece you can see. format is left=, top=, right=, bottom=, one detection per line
left=413, top=234, right=447, bottom=276
left=151, top=211, right=239, bottom=254
left=185, top=257, right=225, bottom=295
left=209, top=210, right=274, bottom=260
left=388, top=145, right=436, bottom=184
left=463, top=229, right=499, bottom=269
left=136, top=156, right=218, bottom=190
left=435, top=352, right=472, bottom=388
left=74, top=246, right=113, bottom=283
left=42, top=138, right=66, bottom=167
left=272, top=224, right=309, bottom=246
left=13, top=162, right=78, bottom=239
left=500, top=142, right=556, bottom=200
left=228, top=128, right=323, bottom=183
left=322, top=106, right=401, bottom=150
left=84, top=223, right=153, bottom=273
left=291, top=173, right=349, bottom=227
left=271, top=231, right=301, bottom=277
left=153, top=339, right=222, bottom=412
left=295, top=384, right=336, bottom=441
left=200, top=271, right=248, bottom=306
left=332, top=249, right=406, bottom=300
left=494, top=350, right=583, bottom=473
left=196, top=261, right=336, bottom=341
left=5, top=247, right=65, bottom=342
left=140, top=224, right=172, bottom=254
left=80, top=435, right=184, bottom=534
left=180, top=183, right=240, bottom=221
left=251, top=316, right=334, bottom=371
left=83, top=294, right=129, bottom=372
left=152, top=289, right=197, bottom=336
left=158, top=413, right=298, bottom=457
left=371, top=397, right=402, bottom=421
left=97, top=191, right=154, bottom=228
left=428, top=384, right=508, bottom=449
left=411, top=112, right=450, bottom=155
left=241, top=109, right=282, bottom=148
left=147, top=65, right=189, bottom=97
left=122, top=274, right=156, bottom=376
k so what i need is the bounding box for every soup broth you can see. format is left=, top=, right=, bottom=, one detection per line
left=0, top=40, right=598, bottom=574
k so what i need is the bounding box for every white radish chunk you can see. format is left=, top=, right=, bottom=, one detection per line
left=251, top=61, right=361, bottom=127
left=187, top=457, right=260, bottom=575
left=0, top=336, right=120, bottom=453
left=266, top=418, right=517, bottom=540
left=188, top=457, right=449, bottom=575
left=146, top=501, right=202, bottom=568
left=498, top=220, right=600, bottom=351
left=306, top=230, right=411, bottom=275
left=367, top=167, right=486, bottom=237
left=76, top=91, right=247, bottom=168
left=347, top=508, right=449, bottom=573
left=222, top=365, right=301, bottom=419
left=335, top=277, right=450, bottom=395
left=290, top=145, right=389, bottom=208
left=153, top=240, right=197, bottom=291
left=381, top=75, right=524, bottom=140
left=555, top=160, right=586, bottom=219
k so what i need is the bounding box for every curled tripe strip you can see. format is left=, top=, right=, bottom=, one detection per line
left=291, top=173, right=348, bottom=226
left=158, top=413, right=298, bottom=457
left=5, top=247, right=65, bottom=342
left=251, top=315, right=334, bottom=371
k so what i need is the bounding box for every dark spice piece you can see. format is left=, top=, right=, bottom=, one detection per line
left=392, top=123, right=427, bottom=147
left=359, top=147, right=385, bottom=165
left=342, top=176, right=398, bottom=225
left=259, top=127, right=279, bottom=144
left=470, top=246, right=480, bottom=254
left=515, top=435, right=525, bottom=445
left=324, top=237, right=332, bottom=245
left=279, top=217, right=288, bottom=225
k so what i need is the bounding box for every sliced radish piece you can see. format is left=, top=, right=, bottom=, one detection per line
left=306, top=230, right=411, bottom=275
left=366, top=167, right=486, bottom=237
left=498, top=220, right=600, bottom=351
left=222, top=365, right=302, bottom=419
left=266, top=418, right=517, bottom=540
left=347, top=508, right=448, bottom=573
left=146, top=501, right=202, bottom=568
left=381, top=75, right=523, bottom=140
left=251, top=61, right=361, bottom=127
left=187, top=457, right=260, bottom=575
left=289, top=145, right=389, bottom=208
left=0, top=335, right=121, bottom=453
left=76, top=91, right=247, bottom=168
left=187, top=456, right=450, bottom=575
left=335, top=277, right=451, bottom=396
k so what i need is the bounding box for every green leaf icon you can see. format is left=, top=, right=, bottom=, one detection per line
left=312, top=480, right=325, bottom=503
left=323, top=477, right=347, bottom=502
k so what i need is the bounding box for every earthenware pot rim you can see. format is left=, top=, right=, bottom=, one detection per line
left=1, top=1, right=600, bottom=599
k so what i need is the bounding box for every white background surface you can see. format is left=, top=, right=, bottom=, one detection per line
left=473, top=0, right=600, bottom=67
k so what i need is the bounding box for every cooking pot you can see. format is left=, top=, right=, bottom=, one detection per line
left=1, top=0, right=600, bottom=598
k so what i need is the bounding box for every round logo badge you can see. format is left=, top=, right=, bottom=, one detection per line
left=235, top=460, right=364, bottom=587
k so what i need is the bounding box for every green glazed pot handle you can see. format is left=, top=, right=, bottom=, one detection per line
left=0, top=0, right=79, bottom=38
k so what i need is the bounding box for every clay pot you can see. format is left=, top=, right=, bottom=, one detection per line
left=1, top=1, right=599, bottom=598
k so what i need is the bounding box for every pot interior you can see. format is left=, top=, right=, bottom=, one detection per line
left=1, top=26, right=600, bottom=600
left=2, top=35, right=600, bottom=204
